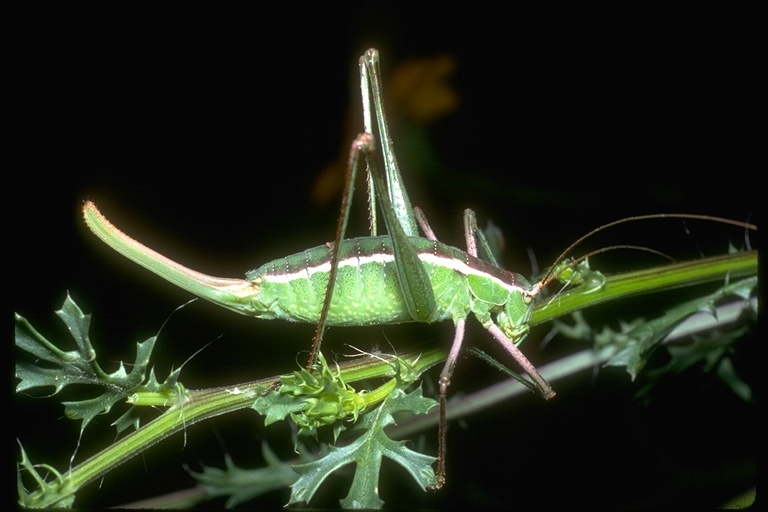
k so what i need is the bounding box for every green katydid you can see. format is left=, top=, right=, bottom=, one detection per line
left=81, top=48, right=757, bottom=490
left=82, top=48, right=552, bottom=488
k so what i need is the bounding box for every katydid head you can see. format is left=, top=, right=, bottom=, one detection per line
left=496, top=278, right=536, bottom=345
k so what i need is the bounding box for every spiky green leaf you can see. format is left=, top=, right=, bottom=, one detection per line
left=190, top=443, right=299, bottom=508
left=17, top=441, right=75, bottom=509
left=15, top=293, right=185, bottom=431
left=597, top=276, right=756, bottom=380
left=289, top=386, right=437, bottom=508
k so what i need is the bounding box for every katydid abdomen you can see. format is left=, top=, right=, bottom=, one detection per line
left=248, top=235, right=531, bottom=329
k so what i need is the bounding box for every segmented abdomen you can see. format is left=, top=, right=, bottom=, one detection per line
left=245, top=236, right=471, bottom=325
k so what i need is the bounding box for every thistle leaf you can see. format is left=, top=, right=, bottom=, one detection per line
left=598, top=276, right=756, bottom=380
left=190, top=443, right=299, bottom=508
left=289, top=386, right=437, bottom=508
left=15, top=293, right=184, bottom=431
left=17, top=440, right=75, bottom=509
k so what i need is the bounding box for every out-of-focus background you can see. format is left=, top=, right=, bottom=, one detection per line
left=14, top=10, right=757, bottom=509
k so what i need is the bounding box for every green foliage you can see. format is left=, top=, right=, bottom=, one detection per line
left=248, top=350, right=438, bottom=507
left=17, top=442, right=75, bottom=509
left=190, top=444, right=300, bottom=508
left=641, top=323, right=754, bottom=402
left=254, top=352, right=369, bottom=442
left=15, top=293, right=187, bottom=434
left=554, top=275, right=757, bottom=399
left=289, top=386, right=438, bottom=508
left=192, top=380, right=437, bottom=508
left=14, top=294, right=443, bottom=508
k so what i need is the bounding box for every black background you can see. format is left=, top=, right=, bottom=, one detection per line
left=14, top=9, right=757, bottom=509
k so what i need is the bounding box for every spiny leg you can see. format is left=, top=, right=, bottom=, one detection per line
left=430, top=208, right=484, bottom=489
left=308, top=133, right=372, bottom=367
left=430, top=318, right=466, bottom=490
left=308, top=51, right=383, bottom=367
left=413, top=205, right=459, bottom=489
